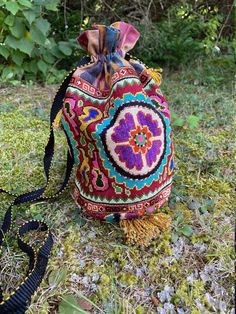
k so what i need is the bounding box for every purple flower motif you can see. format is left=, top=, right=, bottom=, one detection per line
left=115, top=145, right=143, bottom=170
left=146, top=140, right=162, bottom=167
left=137, top=111, right=161, bottom=136
left=111, top=113, right=135, bottom=142
left=107, top=106, right=165, bottom=176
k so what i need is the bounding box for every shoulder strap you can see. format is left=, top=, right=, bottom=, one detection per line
left=0, top=56, right=90, bottom=313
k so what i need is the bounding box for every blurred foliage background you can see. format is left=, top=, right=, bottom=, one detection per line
left=0, top=0, right=235, bottom=83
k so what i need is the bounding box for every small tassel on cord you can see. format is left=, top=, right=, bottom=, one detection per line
left=53, top=109, right=63, bottom=128
left=120, top=213, right=171, bottom=247
left=147, top=68, right=163, bottom=86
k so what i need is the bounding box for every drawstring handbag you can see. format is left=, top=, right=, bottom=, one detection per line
left=0, top=21, right=174, bottom=313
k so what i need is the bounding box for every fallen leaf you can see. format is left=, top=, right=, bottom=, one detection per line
left=151, top=294, right=159, bottom=306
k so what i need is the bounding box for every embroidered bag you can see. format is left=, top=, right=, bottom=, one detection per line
left=61, top=21, right=174, bottom=243
left=0, top=21, right=173, bottom=313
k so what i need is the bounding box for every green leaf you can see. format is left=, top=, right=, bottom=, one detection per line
left=23, top=10, right=37, bottom=25
left=59, top=295, right=91, bottom=314
left=5, top=35, right=19, bottom=49
left=34, top=17, right=50, bottom=36
left=30, top=25, right=46, bottom=45
left=28, top=60, right=38, bottom=74
left=171, top=109, right=185, bottom=127
left=58, top=41, right=72, bottom=56
left=173, top=117, right=184, bottom=127
left=18, top=37, right=34, bottom=55
left=43, top=51, right=55, bottom=64
left=45, top=0, right=59, bottom=11
left=12, top=50, right=25, bottom=66
left=18, top=0, right=32, bottom=8
left=10, top=17, right=26, bottom=39
left=48, top=268, right=67, bottom=287
left=5, top=2, right=20, bottom=15
left=0, top=45, right=10, bottom=59
left=51, top=45, right=64, bottom=58
left=4, top=15, right=15, bottom=26
left=171, top=233, right=179, bottom=243
left=37, top=59, right=48, bottom=74
left=2, top=66, right=14, bottom=80
left=180, top=225, right=193, bottom=237
left=187, top=115, right=200, bottom=129
left=187, top=197, right=201, bottom=211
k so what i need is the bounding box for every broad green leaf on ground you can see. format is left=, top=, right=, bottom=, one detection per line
left=180, top=225, right=193, bottom=237
left=48, top=268, right=67, bottom=287
left=59, top=295, right=91, bottom=314
left=173, top=116, right=184, bottom=127
left=171, top=110, right=185, bottom=127
left=187, top=115, right=201, bottom=129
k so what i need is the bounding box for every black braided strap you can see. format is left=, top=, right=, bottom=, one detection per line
left=0, top=220, right=53, bottom=314
left=0, top=56, right=91, bottom=313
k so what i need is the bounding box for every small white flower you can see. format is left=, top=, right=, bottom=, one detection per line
left=82, top=276, right=90, bottom=286
left=90, top=283, right=97, bottom=291
left=91, top=272, right=100, bottom=282
left=85, top=245, right=93, bottom=253
left=136, top=268, right=143, bottom=277
left=94, top=258, right=102, bottom=266
left=79, top=260, right=86, bottom=268
left=157, top=286, right=174, bottom=303
left=80, top=236, right=87, bottom=243
left=71, top=273, right=79, bottom=282
left=88, top=231, right=96, bottom=238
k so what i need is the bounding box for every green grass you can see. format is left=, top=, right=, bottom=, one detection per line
left=0, top=57, right=235, bottom=314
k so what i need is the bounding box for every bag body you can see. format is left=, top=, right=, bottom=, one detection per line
left=61, top=22, right=174, bottom=223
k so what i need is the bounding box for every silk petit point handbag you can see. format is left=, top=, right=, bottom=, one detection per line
left=55, top=21, right=174, bottom=246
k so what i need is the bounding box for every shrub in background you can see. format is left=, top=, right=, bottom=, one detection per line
left=133, top=3, right=227, bottom=67
left=0, top=0, right=78, bottom=82
left=0, top=0, right=234, bottom=83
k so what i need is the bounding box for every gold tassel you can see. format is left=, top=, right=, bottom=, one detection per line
left=147, top=68, right=163, bottom=86
left=120, top=213, right=171, bottom=247
left=53, top=109, right=62, bottom=128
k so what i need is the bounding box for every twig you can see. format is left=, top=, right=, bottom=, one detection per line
left=146, top=0, right=154, bottom=19
left=216, top=2, right=234, bottom=44
left=101, top=0, right=122, bottom=20
left=79, top=0, right=84, bottom=31
left=63, top=0, right=68, bottom=38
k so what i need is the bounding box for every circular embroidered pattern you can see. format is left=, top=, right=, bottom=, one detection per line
left=101, top=102, right=166, bottom=179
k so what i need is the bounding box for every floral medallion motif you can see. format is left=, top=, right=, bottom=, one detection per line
left=101, top=102, right=166, bottom=179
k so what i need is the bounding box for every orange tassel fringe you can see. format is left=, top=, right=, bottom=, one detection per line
left=53, top=109, right=62, bottom=128
left=120, top=213, right=171, bottom=246
left=147, top=68, right=163, bottom=86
